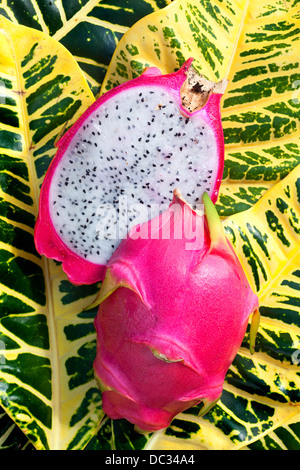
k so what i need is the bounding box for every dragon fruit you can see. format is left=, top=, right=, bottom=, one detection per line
left=34, top=59, right=227, bottom=285
left=93, top=191, right=259, bottom=432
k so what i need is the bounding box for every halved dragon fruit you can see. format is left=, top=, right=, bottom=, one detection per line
left=93, top=191, right=260, bottom=432
left=34, top=59, right=227, bottom=284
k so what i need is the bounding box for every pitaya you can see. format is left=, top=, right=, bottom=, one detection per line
left=93, top=191, right=260, bottom=432
left=34, top=59, right=227, bottom=285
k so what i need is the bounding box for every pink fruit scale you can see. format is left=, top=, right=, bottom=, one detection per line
left=93, top=191, right=259, bottom=432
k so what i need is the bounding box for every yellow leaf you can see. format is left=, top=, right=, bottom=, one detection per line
left=0, top=17, right=102, bottom=450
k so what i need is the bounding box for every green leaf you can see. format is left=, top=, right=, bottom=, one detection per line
left=102, top=0, right=300, bottom=217
left=0, top=17, right=107, bottom=450
left=142, top=164, right=300, bottom=450
left=85, top=417, right=151, bottom=450
left=248, top=415, right=300, bottom=450
left=0, top=405, right=35, bottom=450
left=0, top=0, right=173, bottom=96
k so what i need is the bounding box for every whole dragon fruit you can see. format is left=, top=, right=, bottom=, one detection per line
left=34, top=59, right=227, bottom=285
left=93, top=191, right=260, bottom=432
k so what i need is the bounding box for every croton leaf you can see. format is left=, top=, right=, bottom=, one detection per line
left=247, top=414, right=300, bottom=450
left=0, top=0, right=173, bottom=96
left=102, top=0, right=300, bottom=217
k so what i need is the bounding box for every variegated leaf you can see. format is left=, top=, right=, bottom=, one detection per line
left=84, top=416, right=152, bottom=450
left=0, top=0, right=173, bottom=95
left=0, top=16, right=107, bottom=450
left=0, top=405, right=34, bottom=450
left=102, top=0, right=300, bottom=217
left=220, top=0, right=300, bottom=217
left=247, top=415, right=300, bottom=450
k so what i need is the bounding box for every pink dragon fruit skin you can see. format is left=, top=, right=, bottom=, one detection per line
left=34, top=59, right=226, bottom=285
left=93, top=191, right=259, bottom=432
